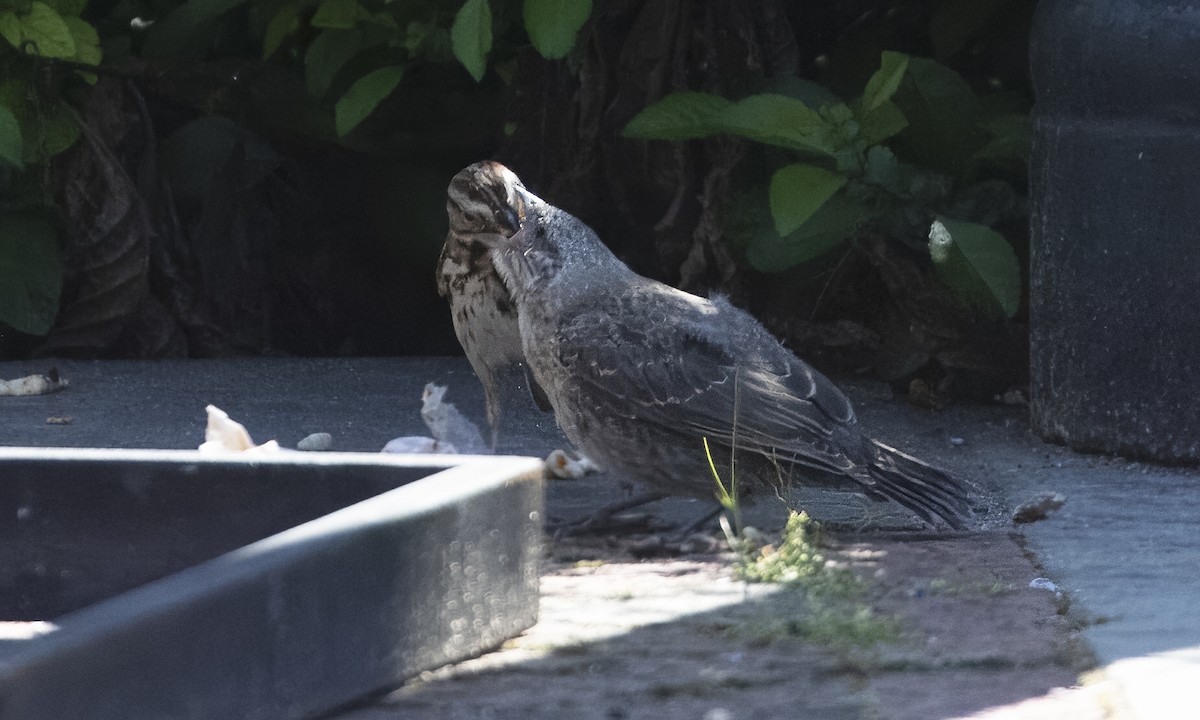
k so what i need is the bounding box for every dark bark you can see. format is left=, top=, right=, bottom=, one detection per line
left=497, top=0, right=800, bottom=294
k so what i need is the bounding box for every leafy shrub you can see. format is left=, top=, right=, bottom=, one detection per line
left=141, top=0, right=590, bottom=135
left=0, top=0, right=100, bottom=335
left=624, top=51, right=1028, bottom=320
left=0, top=0, right=592, bottom=340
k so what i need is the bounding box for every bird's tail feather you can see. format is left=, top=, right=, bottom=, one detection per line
left=865, top=440, right=974, bottom=530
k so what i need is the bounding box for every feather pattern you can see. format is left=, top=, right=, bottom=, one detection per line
left=449, top=161, right=977, bottom=529
left=437, top=161, right=544, bottom=443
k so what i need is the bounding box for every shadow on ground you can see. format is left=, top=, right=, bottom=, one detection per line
left=337, top=528, right=1092, bottom=720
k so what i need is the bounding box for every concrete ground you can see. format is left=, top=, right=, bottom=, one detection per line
left=2, top=357, right=1198, bottom=718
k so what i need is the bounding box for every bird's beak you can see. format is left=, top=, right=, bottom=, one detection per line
left=476, top=223, right=527, bottom=251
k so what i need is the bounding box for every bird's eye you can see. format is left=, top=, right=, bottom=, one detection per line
left=498, top=206, right=521, bottom=232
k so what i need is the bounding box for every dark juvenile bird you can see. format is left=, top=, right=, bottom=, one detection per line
left=438, top=161, right=545, bottom=444
left=456, top=162, right=976, bottom=530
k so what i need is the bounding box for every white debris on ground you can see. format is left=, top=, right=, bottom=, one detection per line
left=379, top=383, right=594, bottom=475
left=1027, top=576, right=1065, bottom=600
left=0, top=621, right=58, bottom=640
left=0, top=369, right=68, bottom=396
left=297, top=432, right=333, bottom=451
left=420, top=383, right=490, bottom=453
left=381, top=437, right=459, bottom=454
left=198, top=405, right=280, bottom=453
left=544, top=449, right=601, bottom=479
left=383, top=383, right=492, bottom=454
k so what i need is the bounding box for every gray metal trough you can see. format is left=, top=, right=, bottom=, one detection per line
left=0, top=448, right=544, bottom=719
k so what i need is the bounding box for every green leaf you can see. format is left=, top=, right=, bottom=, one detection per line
left=891, top=57, right=983, bottom=174
left=860, top=51, right=908, bottom=114
left=972, top=113, right=1031, bottom=167
left=404, top=19, right=431, bottom=54
left=712, top=94, right=837, bottom=157
left=523, top=0, right=591, bottom=59
left=762, top=75, right=842, bottom=110
left=821, top=102, right=854, bottom=126
left=311, top=0, right=361, bottom=30
left=820, top=102, right=861, bottom=151
left=42, top=0, right=87, bottom=17
left=0, top=81, right=30, bottom=157
left=769, top=163, right=847, bottom=236
left=19, top=2, right=75, bottom=59
left=0, top=12, right=20, bottom=48
left=304, top=28, right=363, bottom=97
left=855, top=100, right=907, bottom=148
left=28, top=97, right=79, bottom=159
left=906, top=56, right=978, bottom=110
left=64, top=16, right=100, bottom=65
left=263, top=5, right=299, bottom=58
left=928, top=218, right=1020, bottom=318
left=622, top=92, right=732, bottom=140
left=360, top=11, right=397, bottom=31
left=0, top=216, right=62, bottom=336
left=335, top=65, right=404, bottom=136
left=747, top=192, right=870, bottom=272
left=0, top=104, right=22, bottom=167
left=451, top=0, right=492, bottom=82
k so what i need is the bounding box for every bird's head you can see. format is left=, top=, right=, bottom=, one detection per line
left=445, top=161, right=566, bottom=295
left=446, top=161, right=624, bottom=303
left=446, top=161, right=529, bottom=238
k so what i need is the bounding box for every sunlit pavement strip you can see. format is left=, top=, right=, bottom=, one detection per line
left=533, top=562, right=753, bottom=642
left=955, top=650, right=1200, bottom=720
left=1102, top=647, right=1200, bottom=720
left=418, top=559, right=776, bottom=670
left=370, top=548, right=1104, bottom=720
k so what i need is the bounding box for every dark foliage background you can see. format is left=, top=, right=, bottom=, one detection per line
left=0, top=0, right=1035, bottom=400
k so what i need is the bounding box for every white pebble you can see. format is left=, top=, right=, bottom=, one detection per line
left=297, top=432, right=333, bottom=451
left=381, top=436, right=459, bottom=454
left=1029, top=577, right=1059, bottom=594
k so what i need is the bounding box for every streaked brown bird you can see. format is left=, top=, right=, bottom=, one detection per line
left=448, top=161, right=977, bottom=529
left=438, top=161, right=545, bottom=446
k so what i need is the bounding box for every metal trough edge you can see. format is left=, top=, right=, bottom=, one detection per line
left=0, top=450, right=544, bottom=719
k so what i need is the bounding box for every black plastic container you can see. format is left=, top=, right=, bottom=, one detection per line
left=1030, top=0, right=1200, bottom=461
left=0, top=449, right=543, bottom=720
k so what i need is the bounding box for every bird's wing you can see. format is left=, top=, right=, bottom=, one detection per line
left=555, top=289, right=865, bottom=475
left=524, top=365, right=555, bottom=412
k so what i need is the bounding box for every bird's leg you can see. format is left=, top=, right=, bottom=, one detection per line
left=547, top=491, right=666, bottom=536
left=480, top=376, right=503, bottom=451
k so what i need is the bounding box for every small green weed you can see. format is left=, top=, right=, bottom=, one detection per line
left=703, top=436, right=747, bottom=552
left=738, top=510, right=843, bottom=586
left=572, top=559, right=606, bottom=569
left=736, top=511, right=902, bottom=652
left=704, top=438, right=902, bottom=654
